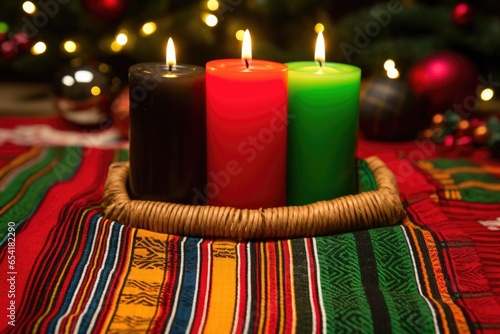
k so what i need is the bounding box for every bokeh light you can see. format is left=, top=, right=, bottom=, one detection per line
left=203, top=13, right=218, bottom=27
left=22, top=1, right=36, bottom=14
left=480, top=88, right=494, bottom=101
left=141, top=22, right=157, bottom=36
left=62, top=40, right=77, bottom=53
left=207, top=0, right=219, bottom=11
left=31, top=41, right=46, bottom=55
left=235, top=29, right=245, bottom=41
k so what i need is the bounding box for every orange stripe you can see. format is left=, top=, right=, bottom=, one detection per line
left=405, top=221, right=450, bottom=333
left=446, top=180, right=500, bottom=191
left=420, top=228, right=470, bottom=333
left=405, top=220, right=470, bottom=333
left=203, top=240, right=237, bottom=333
left=101, top=228, right=135, bottom=331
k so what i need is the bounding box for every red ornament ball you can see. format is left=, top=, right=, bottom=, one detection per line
left=12, top=33, right=31, bottom=52
left=80, top=0, right=128, bottom=21
left=408, top=51, right=479, bottom=117
left=452, top=2, right=475, bottom=27
left=0, top=41, right=16, bottom=61
left=111, top=87, right=130, bottom=139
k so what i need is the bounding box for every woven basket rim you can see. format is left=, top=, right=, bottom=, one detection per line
left=102, top=156, right=406, bottom=240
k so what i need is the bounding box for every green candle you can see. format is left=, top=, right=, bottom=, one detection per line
left=286, top=33, right=361, bottom=205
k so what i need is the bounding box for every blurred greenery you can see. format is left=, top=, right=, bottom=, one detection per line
left=0, top=0, right=499, bottom=82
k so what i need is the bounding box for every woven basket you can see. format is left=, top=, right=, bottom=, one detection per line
left=102, top=156, right=406, bottom=240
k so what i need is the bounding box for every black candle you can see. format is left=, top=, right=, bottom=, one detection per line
left=128, top=39, right=206, bottom=204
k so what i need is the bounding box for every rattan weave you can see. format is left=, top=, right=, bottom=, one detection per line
left=102, top=156, right=406, bottom=240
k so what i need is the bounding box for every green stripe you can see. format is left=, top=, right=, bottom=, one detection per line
left=370, top=226, right=436, bottom=333
left=0, top=147, right=83, bottom=245
left=316, top=233, right=373, bottom=333
left=458, top=187, right=500, bottom=203
left=429, top=159, right=477, bottom=169
left=0, top=148, right=55, bottom=207
left=118, top=149, right=129, bottom=162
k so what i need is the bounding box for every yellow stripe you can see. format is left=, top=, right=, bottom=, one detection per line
left=100, top=227, right=136, bottom=331
left=107, top=229, right=169, bottom=332
left=204, top=240, right=237, bottom=334
left=277, top=242, right=285, bottom=333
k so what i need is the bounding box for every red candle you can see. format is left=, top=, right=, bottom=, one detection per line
left=204, top=30, right=287, bottom=209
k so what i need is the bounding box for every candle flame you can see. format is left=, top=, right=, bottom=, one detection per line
left=242, top=29, right=251, bottom=68
left=166, top=37, right=176, bottom=69
left=315, top=31, right=325, bottom=66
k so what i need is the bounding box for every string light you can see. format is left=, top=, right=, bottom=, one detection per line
left=31, top=41, right=46, bottom=55
left=314, top=23, right=324, bottom=33
left=207, top=0, right=219, bottom=11
left=480, top=88, right=494, bottom=101
left=115, top=32, right=128, bottom=46
left=22, top=1, right=36, bottom=14
left=62, top=40, right=77, bottom=53
left=140, top=22, right=157, bottom=36
left=110, top=41, right=122, bottom=52
left=386, top=67, right=400, bottom=79
left=235, top=29, right=245, bottom=41
left=203, top=13, right=218, bottom=27
left=384, top=59, right=399, bottom=79
left=384, top=59, right=395, bottom=71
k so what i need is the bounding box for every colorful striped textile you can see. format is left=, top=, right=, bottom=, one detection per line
left=1, top=129, right=500, bottom=332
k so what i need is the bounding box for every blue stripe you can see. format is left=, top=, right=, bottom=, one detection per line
left=47, top=212, right=99, bottom=333
left=79, top=221, right=123, bottom=331
left=170, top=237, right=202, bottom=333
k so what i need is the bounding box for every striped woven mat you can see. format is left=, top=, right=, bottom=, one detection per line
left=1, top=142, right=500, bottom=332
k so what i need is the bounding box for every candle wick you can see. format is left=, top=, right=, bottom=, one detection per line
left=245, top=58, right=249, bottom=69
left=168, top=64, right=173, bottom=73
left=318, top=60, right=323, bottom=68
